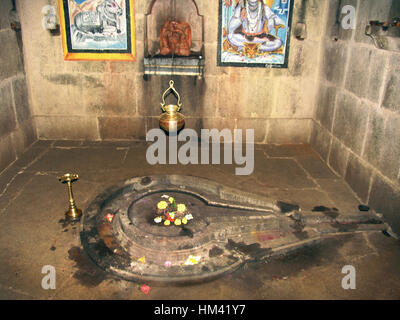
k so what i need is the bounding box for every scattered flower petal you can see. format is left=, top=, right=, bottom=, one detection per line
left=105, top=213, right=114, bottom=223
left=164, top=261, right=172, bottom=267
left=140, top=284, right=151, bottom=295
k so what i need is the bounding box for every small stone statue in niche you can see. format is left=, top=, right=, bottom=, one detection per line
left=160, top=20, right=191, bottom=56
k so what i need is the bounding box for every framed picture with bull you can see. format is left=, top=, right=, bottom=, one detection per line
left=59, top=0, right=136, bottom=61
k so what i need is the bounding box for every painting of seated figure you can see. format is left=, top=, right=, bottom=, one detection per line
left=218, top=0, right=293, bottom=68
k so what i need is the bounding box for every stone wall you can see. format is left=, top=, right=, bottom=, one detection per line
left=0, top=0, right=36, bottom=174
left=17, top=0, right=328, bottom=143
left=311, top=0, right=400, bottom=235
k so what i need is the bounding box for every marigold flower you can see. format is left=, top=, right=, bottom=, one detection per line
left=157, top=201, right=168, bottom=210
left=177, top=203, right=187, bottom=213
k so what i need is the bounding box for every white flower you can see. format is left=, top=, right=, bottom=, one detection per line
left=184, top=255, right=201, bottom=265
left=154, top=216, right=162, bottom=223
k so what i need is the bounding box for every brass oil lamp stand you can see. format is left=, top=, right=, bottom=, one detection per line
left=59, top=173, right=82, bottom=221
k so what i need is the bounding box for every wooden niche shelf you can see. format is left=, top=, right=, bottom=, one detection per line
left=144, top=0, right=204, bottom=78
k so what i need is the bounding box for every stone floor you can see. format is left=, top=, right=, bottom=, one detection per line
left=0, top=140, right=399, bottom=299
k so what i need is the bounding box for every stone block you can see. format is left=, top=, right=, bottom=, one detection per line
left=134, top=0, right=150, bottom=14
left=253, top=158, right=316, bottom=189
left=63, top=61, right=107, bottom=74
left=368, top=174, right=400, bottom=236
left=182, top=118, right=203, bottom=136
left=382, top=55, right=400, bottom=113
left=177, top=76, right=217, bottom=118
left=0, top=30, right=23, bottom=80
left=0, top=0, right=13, bottom=30
left=366, top=50, right=387, bottom=103
left=37, top=73, right=104, bottom=116
left=382, top=73, right=400, bottom=114
left=271, top=76, right=316, bottom=118
left=314, top=84, right=336, bottom=131
left=98, top=117, right=146, bottom=140
left=301, top=0, right=329, bottom=41
left=200, top=0, right=218, bottom=44
left=204, top=42, right=222, bottom=77
left=296, top=154, right=337, bottom=179
left=310, top=121, right=331, bottom=161
left=316, top=178, right=360, bottom=213
left=266, top=119, right=312, bottom=144
left=217, top=73, right=275, bottom=118
left=344, top=154, right=373, bottom=203
left=354, top=0, right=393, bottom=44
left=325, top=0, right=356, bottom=41
left=145, top=116, right=160, bottom=132
left=0, top=83, right=16, bottom=137
left=35, top=116, right=100, bottom=140
left=236, top=119, right=267, bottom=143
left=324, top=0, right=340, bottom=40
left=345, top=46, right=371, bottom=98
left=321, top=41, right=348, bottom=85
left=12, top=77, right=30, bottom=124
left=201, top=118, right=236, bottom=131
left=328, top=138, right=349, bottom=177
left=10, top=119, right=37, bottom=157
left=0, top=135, right=16, bottom=173
left=262, top=144, right=316, bottom=158
left=345, top=47, right=386, bottom=103
left=100, top=73, right=137, bottom=116
left=362, top=107, right=386, bottom=171
left=332, top=92, right=368, bottom=155
left=377, top=116, right=400, bottom=181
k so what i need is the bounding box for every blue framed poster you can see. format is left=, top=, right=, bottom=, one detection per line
left=59, top=0, right=136, bottom=61
left=217, top=0, right=294, bottom=68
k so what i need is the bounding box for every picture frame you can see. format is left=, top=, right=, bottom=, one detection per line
left=59, top=0, right=136, bottom=61
left=217, top=0, right=294, bottom=68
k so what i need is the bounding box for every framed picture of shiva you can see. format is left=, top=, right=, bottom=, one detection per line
left=218, top=0, right=294, bottom=68
left=59, top=0, right=136, bottom=61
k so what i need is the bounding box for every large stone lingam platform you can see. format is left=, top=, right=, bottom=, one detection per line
left=81, top=175, right=387, bottom=285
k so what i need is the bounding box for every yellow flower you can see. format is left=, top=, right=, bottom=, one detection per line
left=168, top=197, right=175, bottom=204
left=177, top=203, right=187, bottom=212
left=157, top=201, right=168, bottom=210
left=182, top=217, right=188, bottom=224
left=174, top=219, right=182, bottom=226
left=164, top=220, right=171, bottom=226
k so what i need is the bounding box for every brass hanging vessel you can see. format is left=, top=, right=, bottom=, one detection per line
left=159, top=80, right=185, bottom=133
